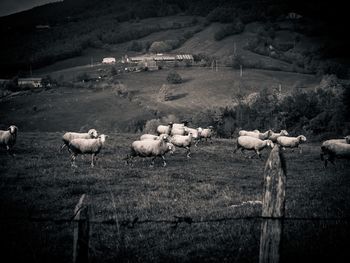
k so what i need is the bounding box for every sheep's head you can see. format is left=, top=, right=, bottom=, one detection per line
left=88, top=129, right=98, bottom=138
left=266, top=129, right=273, bottom=137
left=280, top=130, right=288, bottom=136
left=8, top=125, right=18, bottom=135
left=344, top=135, right=350, bottom=144
left=266, top=140, right=274, bottom=148
left=298, top=135, right=307, bottom=142
left=99, top=134, right=108, bottom=143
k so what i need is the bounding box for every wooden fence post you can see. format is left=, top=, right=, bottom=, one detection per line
left=73, top=194, right=90, bottom=263
left=259, top=145, right=286, bottom=263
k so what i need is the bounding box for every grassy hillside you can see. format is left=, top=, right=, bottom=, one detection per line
left=0, top=132, right=349, bottom=262
left=0, top=67, right=320, bottom=133
left=1, top=0, right=349, bottom=77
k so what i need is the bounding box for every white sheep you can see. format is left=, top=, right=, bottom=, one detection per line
left=184, top=127, right=202, bottom=146
left=234, top=136, right=274, bottom=159
left=320, top=138, right=350, bottom=167
left=276, top=135, right=307, bottom=153
left=268, top=130, right=289, bottom=142
left=61, top=129, right=98, bottom=152
left=169, top=121, right=189, bottom=136
left=238, top=129, right=272, bottom=140
left=198, top=126, right=214, bottom=143
left=140, top=134, right=169, bottom=141
left=0, top=125, right=18, bottom=156
left=68, top=134, right=108, bottom=167
left=156, top=122, right=173, bottom=135
left=126, top=135, right=174, bottom=167
left=170, top=132, right=193, bottom=158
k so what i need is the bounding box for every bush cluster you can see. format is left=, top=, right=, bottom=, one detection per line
left=191, top=75, right=350, bottom=138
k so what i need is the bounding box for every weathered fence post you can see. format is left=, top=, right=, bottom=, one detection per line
left=73, top=194, right=90, bottom=263
left=259, top=145, right=286, bottom=263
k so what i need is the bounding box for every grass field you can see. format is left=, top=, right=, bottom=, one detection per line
left=0, top=132, right=349, bottom=262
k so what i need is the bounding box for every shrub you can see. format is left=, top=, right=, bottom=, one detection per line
left=214, top=19, right=244, bottom=41
left=149, top=41, right=172, bottom=53
left=166, top=71, right=182, bottom=84
left=144, top=119, right=161, bottom=134
left=128, top=41, right=143, bottom=52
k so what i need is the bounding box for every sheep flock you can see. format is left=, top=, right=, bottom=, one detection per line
left=1, top=122, right=350, bottom=168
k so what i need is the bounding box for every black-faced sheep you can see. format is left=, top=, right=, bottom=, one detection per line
left=0, top=125, right=18, bottom=156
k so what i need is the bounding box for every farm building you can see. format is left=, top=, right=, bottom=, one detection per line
left=18, top=78, right=42, bottom=88
left=138, top=59, right=158, bottom=71
left=129, top=53, right=193, bottom=67
left=102, top=57, right=116, bottom=64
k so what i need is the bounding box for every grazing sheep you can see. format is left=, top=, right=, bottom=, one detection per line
left=276, top=135, right=307, bottom=153
left=61, top=129, right=98, bottom=152
left=0, top=125, right=18, bottom=155
left=268, top=130, right=289, bottom=142
left=239, top=129, right=272, bottom=140
left=68, top=134, right=108, bottom=167
left=126, top=135, right=174, bottom=167
left=234, top=136, right=274, bottom=159
left=320, top=138, right=350, bottom=167
left=198, top=126, right=214, bottom=143
left=170, top=132, right=193, bottom=158
left=156, top=122, right=173, bottom=135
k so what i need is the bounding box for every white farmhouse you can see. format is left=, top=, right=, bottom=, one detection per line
left=102, top=57, right=116, bottom=64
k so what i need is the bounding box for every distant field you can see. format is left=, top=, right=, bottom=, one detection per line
left=1, top=67, right=320, bottom=133
left=0, top=132, right=349, bottom=262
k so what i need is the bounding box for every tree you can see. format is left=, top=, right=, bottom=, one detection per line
left=166, top=71, right=182, bottom=84
left=149, top=41, right=172, bottom=53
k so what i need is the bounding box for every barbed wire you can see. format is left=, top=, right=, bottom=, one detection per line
left=1, top=214, right=350, bottom=229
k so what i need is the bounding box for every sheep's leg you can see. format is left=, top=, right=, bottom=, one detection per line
left=240, top=148, right=251, bottom=158
left=186, top=147, right=191, bottom=158
left=194, top=139, right=199, bottom=147
left=60, top=143, right=66, bottom=152
left=299, top=146, right=303, bottom=154
left=150, top=157, right=156, bottom=167
left=71, top=154, right=78, bottom=167
left=161, top=155, right=167, bottom=167
left=255, top=150, right=261, bottom=159
left=91, top=153, right=96, bottom=167
left=7, top=146, right=16, bottom=157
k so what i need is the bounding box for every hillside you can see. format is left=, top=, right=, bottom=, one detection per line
left=0, top=0, right=349, bottom=77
